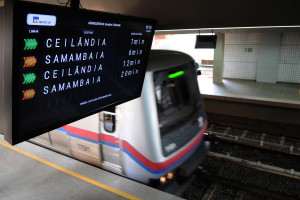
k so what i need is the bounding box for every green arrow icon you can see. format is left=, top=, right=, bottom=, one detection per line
left=24, top=39, right=28, bottom=50
left=23, top=73, right=36, bottom=84
left=24, top=39, right=38, bottom=50
left=30, top=73, right=36, bottom=83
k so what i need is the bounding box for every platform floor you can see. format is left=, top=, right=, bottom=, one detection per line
left=0, top=135, right=182, bottom=200
left=198, top=77, right=300, bottom=105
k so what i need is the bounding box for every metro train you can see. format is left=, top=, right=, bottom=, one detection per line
left=31, top=50, right=209, bottom=191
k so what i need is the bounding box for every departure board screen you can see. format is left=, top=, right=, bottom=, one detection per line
left=12, top=1, right=155, bottom=144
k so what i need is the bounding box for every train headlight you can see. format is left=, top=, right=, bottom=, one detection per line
left=160, top=171, right=174, bottom=183
left=167, top=172, right=174, bottom=179
left=160, top=177, right=166, bottom=183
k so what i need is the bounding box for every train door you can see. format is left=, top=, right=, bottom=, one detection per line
left=100, top=110, right=123, bottom=174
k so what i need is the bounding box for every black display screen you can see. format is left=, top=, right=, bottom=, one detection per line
left=12, top=1, right=155, bottom=144
left=195, top=35, right=217, bottom=49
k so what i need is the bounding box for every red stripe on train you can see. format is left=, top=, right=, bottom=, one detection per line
left=61, top=125, right=100, bottom=141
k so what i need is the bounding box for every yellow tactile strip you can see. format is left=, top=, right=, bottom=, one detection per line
left=0, top=141, right=141, bottom=200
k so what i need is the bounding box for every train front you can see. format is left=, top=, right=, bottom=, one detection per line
left=122, top=50, right=209, bottom=194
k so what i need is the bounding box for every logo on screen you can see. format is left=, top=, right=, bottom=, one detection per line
left=33, top=16, right=39, bottom=23
left=27, top=14, right=56, bottom=26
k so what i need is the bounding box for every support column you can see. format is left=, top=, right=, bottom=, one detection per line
left=3, top=0, right=13, bottom=143
left=213, top=33, right=225, bottom=84
left=256, top=32, right=281, bottom=83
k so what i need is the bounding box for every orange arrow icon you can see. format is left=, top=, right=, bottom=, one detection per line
left=32, top=57, right=37, bottom=67
left=23, top=56, right=37, bottom=68
left=29, top=57, right=32, bottom=67
left=23, top=57, right=28, bottom=68
left=22, top=89, right=35, bottom=100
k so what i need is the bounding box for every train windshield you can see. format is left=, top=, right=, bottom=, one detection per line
left=154, top=63, right=200, bottom=133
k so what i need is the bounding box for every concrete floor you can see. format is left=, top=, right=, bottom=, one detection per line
left=0, top=135, right=182, bottom=200
left=198, top=77, right=300, bottom=105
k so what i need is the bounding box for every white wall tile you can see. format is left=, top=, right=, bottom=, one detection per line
left=277, top=32, right=300, bottom=83
left=223, top=32, right=260, bottom=80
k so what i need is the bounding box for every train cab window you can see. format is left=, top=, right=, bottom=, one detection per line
left=155, top=78, right=189, bottom=115
left=104, top=113, right=116, bottom=133
left=154, top=63, right=199, bottom=134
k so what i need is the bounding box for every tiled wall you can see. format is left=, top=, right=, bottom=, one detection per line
left=277, top=32, right=300, bottom=83
left=223, top=32, right=260, bottom=80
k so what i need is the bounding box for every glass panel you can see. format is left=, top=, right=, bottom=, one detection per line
left=104, top=113, right=115, bottom=133
left=154, top=64, right=200, bottom=134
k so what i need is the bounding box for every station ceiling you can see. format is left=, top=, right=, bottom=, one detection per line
left=14, top=0, right=300, bottom=30
left=81, top=0, right=300, bottom=30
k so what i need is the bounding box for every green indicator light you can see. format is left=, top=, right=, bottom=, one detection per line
left=168, top=71, right=184, bottom=79
left=23, top=73, right=36, bottom=84
left=24, top=39, right=38, bottom=50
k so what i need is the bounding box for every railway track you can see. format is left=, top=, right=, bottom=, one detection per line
left=206, top=124, right=300, bottom=179
left=183, top=157, right=300, bottom=200
left=182, top=124, right=300, bottom=200
left=197, top=163, right=299, bottom=200
left=207, top=124, right=300, bottom=156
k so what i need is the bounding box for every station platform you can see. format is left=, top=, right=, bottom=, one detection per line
left=198, top=77, right=300, bottom=106
left=0, top=135, right=182, bottom=200
left=197, top=77, right=300, bottom=135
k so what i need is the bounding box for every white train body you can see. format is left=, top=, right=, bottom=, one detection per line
left=31, top=50, right=209, bottom=185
